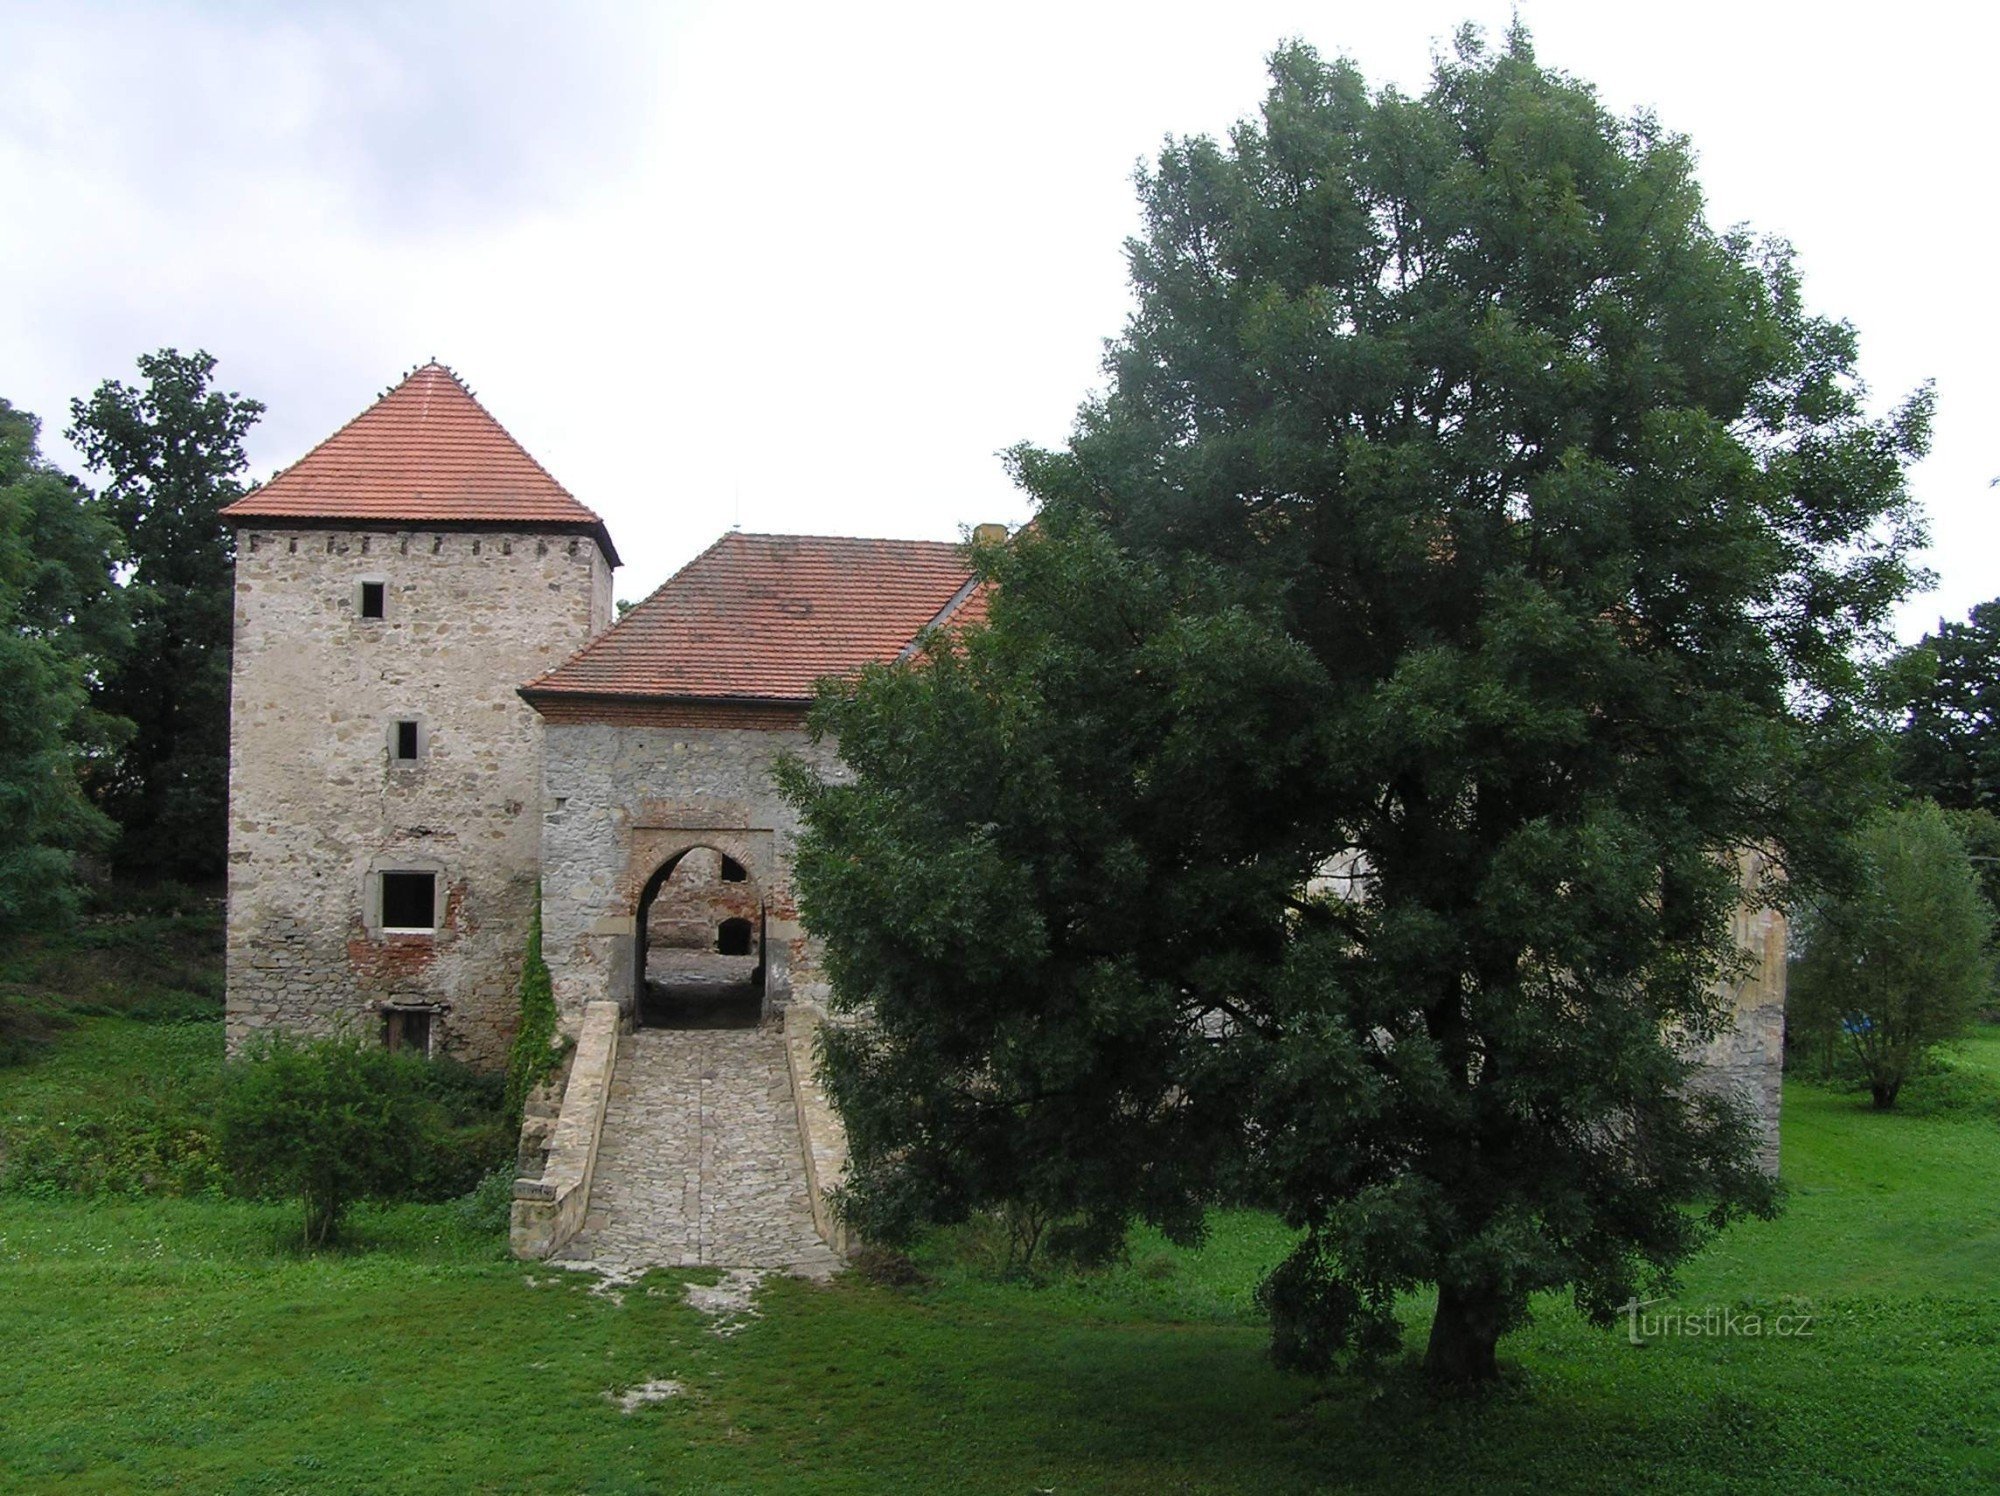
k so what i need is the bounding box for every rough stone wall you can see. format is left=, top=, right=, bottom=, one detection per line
left=644, top=847, right=763, bottom=952
left=1684, top=849, right=1788, bottom=1174
left=225, top=526, right=614, bottom=1067
left=538, top=719, right=843, bottom=1033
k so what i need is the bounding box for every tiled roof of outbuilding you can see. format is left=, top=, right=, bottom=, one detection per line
left=522, top=531, right=982, bottom=703
left=219, top=362, right=619, bottom=565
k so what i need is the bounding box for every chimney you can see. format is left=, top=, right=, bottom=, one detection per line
left=971, top=522, right=1008, bottom=546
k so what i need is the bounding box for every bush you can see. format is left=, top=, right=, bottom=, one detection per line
left=504, top=894, right=563, bottom=1127
left=1942, top=808, right=2000, bottom=1020
left=3, top=1026, right=512, bottom=1212
left=1791, top=802, right=1995, bottom=1109
left=400, top=1058, right=513, bottom=1199
left=1897, top=1063, right=2000, bottom=1121
left=220, top=1036, right=444, bottom=1246
left=454, top=1166, right=517, bottom=1235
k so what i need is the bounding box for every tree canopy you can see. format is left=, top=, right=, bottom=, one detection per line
left=1790, top=802, right=1992, bottom=1109
left=0, top=399, right=127, bottom=932
left=69, top=349, right=262, bottom=883
left=1895, top=600, right=2000, bottom=814
left=783, top=27, right=1931, bottom=1387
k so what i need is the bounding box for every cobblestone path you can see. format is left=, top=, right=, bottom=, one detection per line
left=553, top=1028, right=840, bottom=1279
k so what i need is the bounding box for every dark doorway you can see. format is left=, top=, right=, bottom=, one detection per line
left=716, top=917, right=754, bottom=956
left=383, top=1007, right=433, bottom=1055
left=635, top=847, right=765, bottom=1029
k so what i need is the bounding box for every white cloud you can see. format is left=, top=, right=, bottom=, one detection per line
left=2, top=0, right=1993, bottom=632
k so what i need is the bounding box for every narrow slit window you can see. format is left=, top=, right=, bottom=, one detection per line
left=394, top=720, right=420, bottom=761
left=380, top=872, right=437, bottom=932
left=360, top=580, right=386, bottom=619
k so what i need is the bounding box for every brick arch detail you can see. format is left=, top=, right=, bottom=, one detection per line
left=620, top=828, right=777, bottom=918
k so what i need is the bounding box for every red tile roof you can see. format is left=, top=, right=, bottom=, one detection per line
left=946, top=580, right=994, bottom=633
left=220, top=362, right=618, bottom=564
left=523, top=532, right=984, bottom=703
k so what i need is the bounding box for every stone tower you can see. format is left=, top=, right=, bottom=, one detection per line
left=219, top=363, right=617, bottom=1065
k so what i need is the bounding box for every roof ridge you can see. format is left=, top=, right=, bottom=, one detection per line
left=729, top=530, right=971, bottom=548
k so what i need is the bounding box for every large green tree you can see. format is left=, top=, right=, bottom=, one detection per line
left=782, top=28, right=1930, bottom=1386
left=69, top=349, right=262, bottom=883
left=1895, top=599, right=2000, bottom=814
left=0, top=399, right=128, bottom=931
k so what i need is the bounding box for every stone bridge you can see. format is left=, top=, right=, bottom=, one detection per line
left=511, top=1003, right=847, bottom=1276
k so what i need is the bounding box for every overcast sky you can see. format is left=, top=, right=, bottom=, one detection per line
left=3, top=1, right=1993, bottom=637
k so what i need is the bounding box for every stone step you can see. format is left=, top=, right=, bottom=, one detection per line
left=552, top=1027, right=840, bottom=1279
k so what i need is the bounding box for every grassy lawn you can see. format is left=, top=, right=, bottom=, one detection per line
left=4, top=981, right=1998, bottom=1490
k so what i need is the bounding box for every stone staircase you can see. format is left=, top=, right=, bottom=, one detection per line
left=550, top=1026, right=841, bottom=1279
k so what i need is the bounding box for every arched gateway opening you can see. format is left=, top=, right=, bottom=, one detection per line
left=634, top=846, right=766, bottom=1028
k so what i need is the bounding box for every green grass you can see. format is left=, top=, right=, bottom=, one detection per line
left=5, top=1008, right=1999, bottom=1491
left=0, top=1013, right=222, bottom=1122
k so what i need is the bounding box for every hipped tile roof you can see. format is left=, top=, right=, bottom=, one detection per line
left=220, top=362, right=618, bottom=565
left=523, top=531, right=983, bottom=703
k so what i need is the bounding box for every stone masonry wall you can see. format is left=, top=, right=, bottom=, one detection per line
left=225, top=526, right=614, bottom=1067
left=645, top=846, right=764, bottom=953
left=538, top=719, right=844, bottom=1034
left=1684, top=848, right=1788, bottom=1173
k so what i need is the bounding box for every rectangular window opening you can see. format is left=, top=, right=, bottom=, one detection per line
left=394, top=720, right=420, bottom=760
left=384, top=1008, right=433, bottom=1056
left=380, top=871, right=437, bottom=932
left=359, top=580, right=386, bottom=619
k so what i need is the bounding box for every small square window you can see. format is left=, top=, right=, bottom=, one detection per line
left=360, top=581, right=386, bottom=619
left=394, top=720, right=420, bottom=760
left=381, top=871, right=436, bottom=932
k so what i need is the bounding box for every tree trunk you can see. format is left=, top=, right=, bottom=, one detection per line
left=1870, top=1079, right=1901, bottom=1110
left=304, top=1188, right=339, bottom=1249
left=1424, top=1281, right=1504, bottom=1386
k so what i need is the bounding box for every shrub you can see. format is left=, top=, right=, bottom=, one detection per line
left=504, top=894, right=563, bottom=1127
left=1791, top=802, right=1995, bottom=1109
left=848, top=1244, right=926, bottom=1287
left=1942, top=807, right=2000, bottom=1020
left=454, top=1166, right=516, bottom=1235
left=1896, top=1061, right=2000, bottom=1121
left=218, top=1036, right=437, bottom=1246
